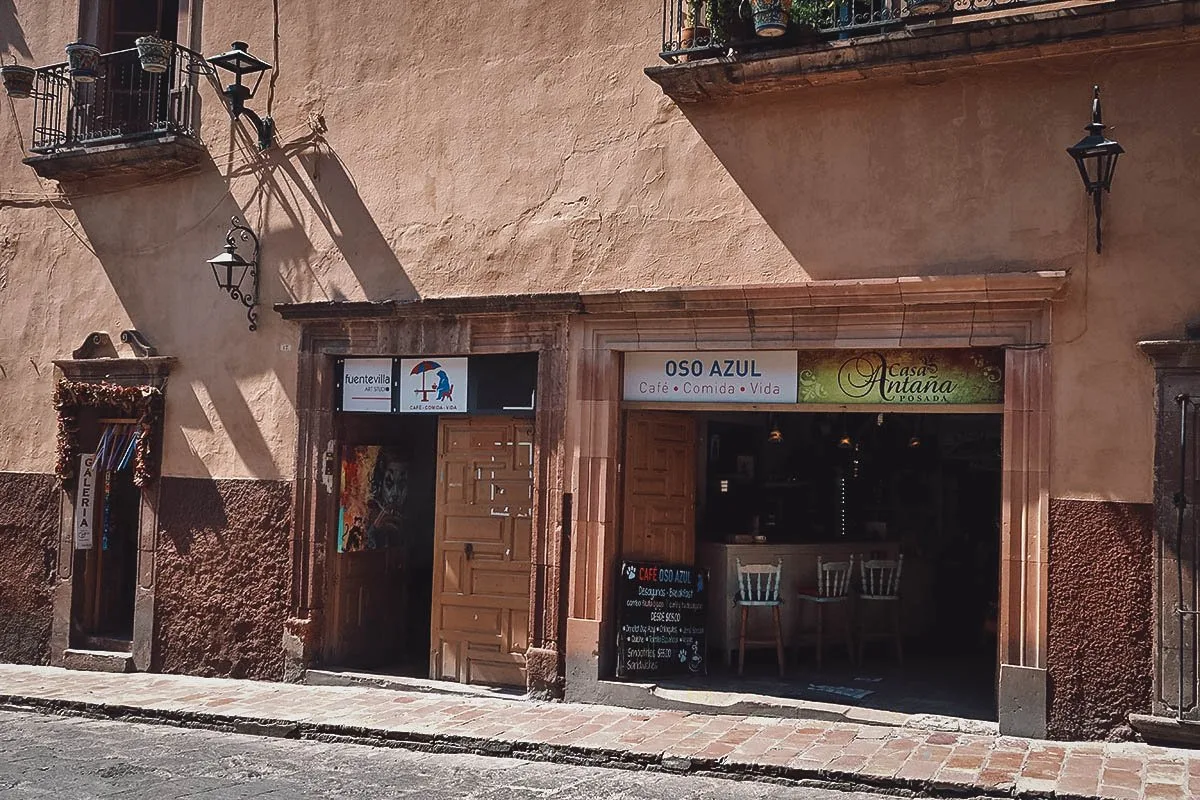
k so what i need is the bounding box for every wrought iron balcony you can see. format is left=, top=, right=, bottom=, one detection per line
left=22, top=45, right=211, bottom=181
left=659, top=0, right=1107, bottom=62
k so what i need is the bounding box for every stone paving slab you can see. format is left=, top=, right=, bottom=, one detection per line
left=0, top=664, right=1194, bottom=799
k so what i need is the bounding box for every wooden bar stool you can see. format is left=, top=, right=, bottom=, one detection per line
left=734, top=558, right=785, bottom=677
left=797, top=555, right=856, bottom=669
left=857, top=554, right=904, bottom=665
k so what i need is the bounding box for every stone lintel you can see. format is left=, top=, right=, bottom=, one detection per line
left=1139, top=339, right=1200, bottom=370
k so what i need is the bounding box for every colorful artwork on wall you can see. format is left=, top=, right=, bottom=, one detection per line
left=337, top=445, right=410, bottom=553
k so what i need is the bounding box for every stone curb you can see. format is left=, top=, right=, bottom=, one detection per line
left=0, top=694, right=1092, bottom=800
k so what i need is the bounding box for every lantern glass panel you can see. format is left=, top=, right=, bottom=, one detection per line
left=1099, top=151, right=1121, bottom=191
left=207, top=245, right=251, bottom=292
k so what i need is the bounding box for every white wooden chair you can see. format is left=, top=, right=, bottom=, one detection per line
left=797, top=555, right=856, bottom=669
left=858, top=554, right=904, bottom=665
left=734, top=558, right=785, bottom=677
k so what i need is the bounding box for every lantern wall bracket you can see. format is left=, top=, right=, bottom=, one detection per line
left=208, top=216, right=260, bottom=332
left=207, top=42, right=275, bottom=151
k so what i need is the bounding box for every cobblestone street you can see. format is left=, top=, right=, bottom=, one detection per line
left=0, top=665, right=1198, bottom=799
left=0, top=709, right=905, bottom=800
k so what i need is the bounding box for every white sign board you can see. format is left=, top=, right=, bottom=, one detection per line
left=398, top=357, right=468, bottom=413
left=623, top=351, right=798, bottom=403
left=342, top=358, right=394, bottom=413
left=74, top=453, right=97, bottom=550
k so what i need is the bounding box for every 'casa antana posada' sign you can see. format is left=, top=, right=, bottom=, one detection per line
left=622, top=348, right=1004, bottom=405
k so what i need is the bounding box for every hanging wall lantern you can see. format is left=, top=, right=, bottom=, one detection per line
left=207, top=42, right=275, bottom=150
left=1066, top=86, right=1125, bottom=254
left=205, top=216, right=260, bottom=332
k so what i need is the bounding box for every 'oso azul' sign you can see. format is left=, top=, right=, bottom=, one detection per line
left=622, top=351, right=798, bottom=403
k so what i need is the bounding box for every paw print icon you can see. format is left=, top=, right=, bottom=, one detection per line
left=625, top=566, right=638, bottom=580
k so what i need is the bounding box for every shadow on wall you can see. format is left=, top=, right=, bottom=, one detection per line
left=55, top=121, right=422, bottom=478
left=672, top=71, right=1085, bottom=280
left=0, top=0, right=32, bottom=61
left=60, top=153, right=289, bottom=480
left=153, top=476, right=291, bottom=680
left=239, top=124, right=418, bottom=304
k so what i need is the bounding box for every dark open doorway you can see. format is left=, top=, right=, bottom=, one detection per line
left=700, top=410, right=1002, bottom=720
left=618, top=408, right=1002, bottom=723
left=70, top=419, right=142, bottom=652
left=325, top=414, right=437, bottom=674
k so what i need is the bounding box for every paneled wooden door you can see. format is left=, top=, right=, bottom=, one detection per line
left=326, top=545, right=404, bottom=667
left=431, top=416, right=534, bottom=686
left=622, top=411, right=696, bottom=565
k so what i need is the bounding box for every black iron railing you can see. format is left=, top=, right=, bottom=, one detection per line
left=28, top=45, right=212, bottom=155
left=660, top=0, right=1102, bottom=62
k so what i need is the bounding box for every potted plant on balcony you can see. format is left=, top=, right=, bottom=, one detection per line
left=787, top=0, right=831, bottom=38
left=65, top=40, right=101, bottom=84
left=906, top=0, right=951, bottom=15
left=681, top=0, right=711, bottom=50
left=748, top=0, right=789, bottom=36
left=135, top=35, right=174, bottom=74
left=1, top=62, right=36, bottom=99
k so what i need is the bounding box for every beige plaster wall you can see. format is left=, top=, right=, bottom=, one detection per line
left=1, top=2, right=1197, bottom=495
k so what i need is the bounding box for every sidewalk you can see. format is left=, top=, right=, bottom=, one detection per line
left=0, top=664, right=1194, bottom=800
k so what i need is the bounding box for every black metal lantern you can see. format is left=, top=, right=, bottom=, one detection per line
left=206, top=216, right=259, bottom=332
left=1066, top=86, right=1124, bottom=254
left=207, top=42, right=274, bottom=150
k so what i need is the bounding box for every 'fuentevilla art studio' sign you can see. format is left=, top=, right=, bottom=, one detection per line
left=623, top=348, right=1005, bottom=406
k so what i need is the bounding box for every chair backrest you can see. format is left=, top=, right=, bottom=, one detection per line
left=860, top=554, right=903, bottom=598
left=736, top=558, right=783, bottom=603
left=816, top=555, right=855, bottom=598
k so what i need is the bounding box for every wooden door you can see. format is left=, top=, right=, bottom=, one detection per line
left=622, top=411, right=696, bottom=565
left=431, top=416, right=534, bottom=686
left=326, top=546, right=404, bottom=667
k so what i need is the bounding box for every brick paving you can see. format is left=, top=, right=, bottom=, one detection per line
left=0, top=664, right=1194, bottom=799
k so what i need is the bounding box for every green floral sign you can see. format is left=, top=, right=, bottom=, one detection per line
left=796, top=349, right=1005, bottom=405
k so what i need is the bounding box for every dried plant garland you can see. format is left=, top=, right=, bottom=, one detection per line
left=54, top=379, right=163, bottom=487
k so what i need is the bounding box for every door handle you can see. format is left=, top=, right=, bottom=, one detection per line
left=464, top=543, right=474, bottom=560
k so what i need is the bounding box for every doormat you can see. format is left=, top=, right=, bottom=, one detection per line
left=807, top=683, right=875, bottom=701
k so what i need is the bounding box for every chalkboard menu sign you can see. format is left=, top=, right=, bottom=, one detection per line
left=616, top=561, right=708, bottom=678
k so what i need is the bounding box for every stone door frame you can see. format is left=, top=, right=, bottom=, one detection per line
left=49, top=336, right=173, bottom=672
left=277, top=298, right=574, bottom=694
left=1139, top=339, right=1200, bottom=722
left=562, top=272, right=1063, bottom=736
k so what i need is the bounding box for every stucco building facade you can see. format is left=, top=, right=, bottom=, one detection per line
left=0, top=0, right=1197, bottom=742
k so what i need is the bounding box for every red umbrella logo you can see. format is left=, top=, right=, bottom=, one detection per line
left=410, top=360, right=442, bottom=403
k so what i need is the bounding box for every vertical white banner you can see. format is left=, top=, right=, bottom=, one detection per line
left=74, top=453, right=97, bottom=550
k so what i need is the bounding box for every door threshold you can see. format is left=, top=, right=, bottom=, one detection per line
left=77, top=635, right=133, bottom=653
left=305, top=668, right=527, bottom=699
left=63, top=648, right=134, bottom=673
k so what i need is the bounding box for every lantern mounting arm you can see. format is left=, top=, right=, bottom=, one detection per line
left=207, top=42, right=275, bottom=151
left=225, top=216, right=259, bottom=332
left=1085, top=88, right=1106, bottom=253
left=220, top=75, right=274, bottom=151
left=1091, top=183, right=1104, bottom=254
